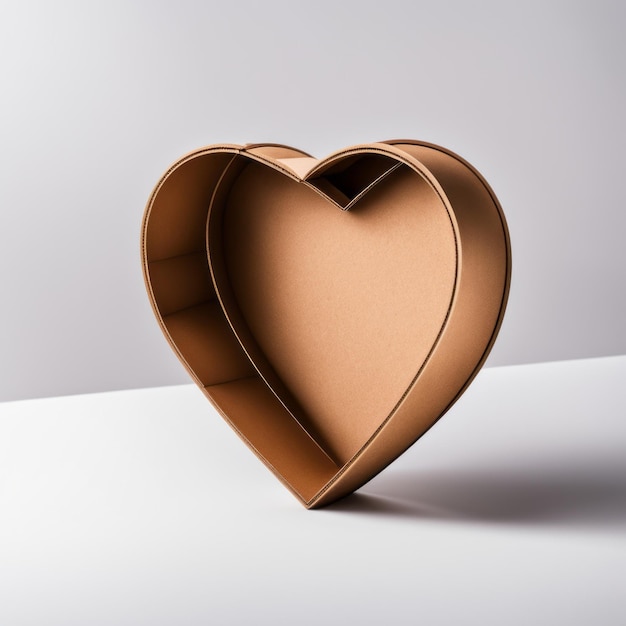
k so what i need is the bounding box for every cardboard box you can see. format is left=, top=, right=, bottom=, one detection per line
left=141, top=140, right=511, bottom=508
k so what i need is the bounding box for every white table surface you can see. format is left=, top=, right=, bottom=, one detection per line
left=1, top=356, right=624, bottom=626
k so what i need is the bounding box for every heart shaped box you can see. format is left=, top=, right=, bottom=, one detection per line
left=141, top=140, right=511, bottom=508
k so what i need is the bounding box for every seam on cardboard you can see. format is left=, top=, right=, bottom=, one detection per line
left=161, top=299, right=217, bottom=319
left=147, top=249, right=207, bottom=265
left=203, top=374, right=257, bottom=389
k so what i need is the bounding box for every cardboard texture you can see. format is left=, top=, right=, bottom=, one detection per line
left=141, top=140, right=511, bottom=508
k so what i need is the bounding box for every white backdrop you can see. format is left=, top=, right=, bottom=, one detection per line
left=1, top=0, right=624, bottom=402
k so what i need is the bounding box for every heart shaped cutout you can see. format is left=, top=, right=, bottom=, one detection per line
left=141, top=141, right=511, bottom=508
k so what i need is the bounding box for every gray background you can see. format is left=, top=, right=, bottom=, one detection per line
left=1, top=0, right=624, bottom=403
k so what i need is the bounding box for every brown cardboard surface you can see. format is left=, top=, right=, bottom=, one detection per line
left=141, top=141, right=511, bottom=508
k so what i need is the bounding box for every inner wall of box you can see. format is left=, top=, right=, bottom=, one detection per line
left=144, top=153, right=339, bottom=503
left=210, top=157, right=456, bottom=466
